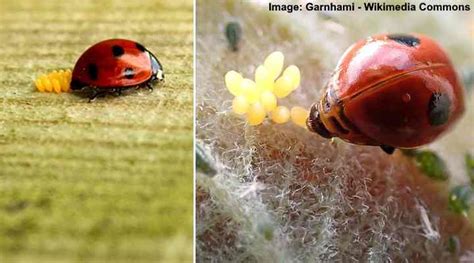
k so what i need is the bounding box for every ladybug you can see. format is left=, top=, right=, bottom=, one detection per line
left=71, top=39, right=164, bottom=100
left=306, top=33, right=465, bottom=154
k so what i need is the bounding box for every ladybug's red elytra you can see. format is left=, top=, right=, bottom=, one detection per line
left=71, top=39, right=164, bottom=100
left=306, top=33, right=465, bottom=154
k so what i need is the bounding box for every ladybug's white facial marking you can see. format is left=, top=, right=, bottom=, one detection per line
left=156, top=69, right=164, bottom=81
left=387, top=34, right=420, bottom=47
left=428, top=92, right=451, bottom=126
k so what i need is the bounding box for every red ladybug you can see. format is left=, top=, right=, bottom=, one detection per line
left=71, top=39, right=164, bottom=100
left=306, top=33, right=465, bottom=154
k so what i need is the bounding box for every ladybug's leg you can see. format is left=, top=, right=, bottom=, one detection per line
left=88, top=88, right=99, bottom=102
left=113, top=88, right=122, bottom=96
left=88, top=88, right=107, bottom=102
left=146, top=83, right=154, bottom=91
left=380, top=145, right=396, bottom=155
left=88, top=93, right=100, bottom=102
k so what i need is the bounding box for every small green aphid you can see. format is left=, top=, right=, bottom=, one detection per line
left=225, top=22, right=242, bottom=52
left=447, top=235, right=460, bottom=254
left=196, top=143, right=217, bottom=177
left=448, top=185, right=472, bottom=216
left=256, top=221, right=274, bottom=241
left=413, top=150, right=449, bottom=180
left=465, top=153, right=474, bottom=185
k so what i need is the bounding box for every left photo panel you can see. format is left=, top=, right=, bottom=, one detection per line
left=0, top=0, right=193, bottom=262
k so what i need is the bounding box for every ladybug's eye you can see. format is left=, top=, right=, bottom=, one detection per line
left=387, top=34, right=420, bottom=47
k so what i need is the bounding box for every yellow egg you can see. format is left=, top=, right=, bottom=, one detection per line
left=271, top=106, right=290, bottom=124
left=263, top=51, right=284, bottom=80
left=240, top=78, right=259, bottom=103
left=255, top=65, right=274, bottom=92
left=52, top=79, right=61, bottom=93
left=273, top=75, right=293, bottom=98
left=260, top=91, right=277, bottom=112
left=291, top=106, right=309, bottom=128
left=283, top=65, right=301, bottom=90
left=60, top=77, right=70, bottom=92
left=41, top=77, right=53, bottom=92
left=247, top=102, right=266, bottom=126
left=232, top=95, right=249, bottom=115
left=35, top=75, right=46, bottom=92
left=35, top=81, right=44, bottom=92
left=225, top=70, right=243, bottom=96
left=64, top=70, right=72, bottom=91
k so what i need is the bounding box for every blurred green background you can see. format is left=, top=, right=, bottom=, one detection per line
left=0, top=0, right=193, bottom=261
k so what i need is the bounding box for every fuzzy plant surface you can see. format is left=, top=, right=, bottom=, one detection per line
left=196, top=0, right=474, bottom=262
left=0, top=0, right=193, bottom=262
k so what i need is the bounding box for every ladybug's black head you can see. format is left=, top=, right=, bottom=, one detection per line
left=149, top=52, right=164, bottom=82
left=307, top=103, right=333, bottom=139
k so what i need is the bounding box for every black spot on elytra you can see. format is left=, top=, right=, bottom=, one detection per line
left=387, top=34, right=420, bottom=47
left=87, top=64, right=98, bottom=80
left=428, top=92, right=451, bottom=126
left=112, top=45, right=124, bottom=57
left=124, top=68, right=134, bottom=79
left=70, top=79, right=85, bottom=90
left=135, top=42, right=146, bottom=52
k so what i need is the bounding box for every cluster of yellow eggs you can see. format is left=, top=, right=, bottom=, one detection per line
left=35, top=69, right=72, bottom=93
left=225, top=51, right=309, bottom=127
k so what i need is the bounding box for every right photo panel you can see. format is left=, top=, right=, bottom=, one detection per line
left=196, top=0, right=474, bottom=262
